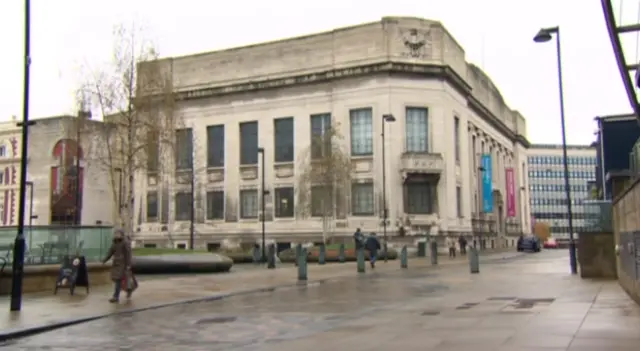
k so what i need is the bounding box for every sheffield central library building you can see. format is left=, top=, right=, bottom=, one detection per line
left=133, top=16, right=531, bottom=247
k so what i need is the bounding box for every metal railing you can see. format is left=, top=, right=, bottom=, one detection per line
left=0, top=226, right=113, bottom=268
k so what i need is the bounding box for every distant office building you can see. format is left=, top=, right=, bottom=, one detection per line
left=594, top=113, right=640, bottom=199
left=527, top=144, right=597, bottom=239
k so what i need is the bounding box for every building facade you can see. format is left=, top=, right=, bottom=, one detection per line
left=594, top=113, right=640, bottom=200
left=527, top=144, right=597, bottom=239
left=134, top=17, right=531, bottom=247
left=0, top=115, right=114, bottom=227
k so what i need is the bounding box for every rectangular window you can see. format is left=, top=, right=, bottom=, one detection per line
left=147, top=130, right=159, bottom=172
left=349, top=108, right=373, bottom=156
left=240, top=121, right=258, bottom=165
left=274, top=187, right=294, bottom=218
left=310, top=113, right=332, bottom=159
left=454, top=116, right=460, bottom=163
left=175, top=128, right=193, bottom=170
left=240, top=189, right=259, bottom=219
left=311, top=185, right=329, bottom=217
left=206, top=191, right=224, bottom=220
left=456, top=186, right=462, bottom=217
left=206, top=125, right=225, bottom=168
left=351, top=182, right=374, bottom=216
left=274, top=117, right=294, bottom=163
left=406, top=107, right=428, bottom=152
left=174, top=192, right=192, bottom=221
left=146, top=192, right=158, bottom=221
left=406, top=182, right=435, bottom=214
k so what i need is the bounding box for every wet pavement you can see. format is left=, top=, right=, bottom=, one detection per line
left=0, top=249, right=508, bottom=338
left=7, top=251, right=640, bottom=350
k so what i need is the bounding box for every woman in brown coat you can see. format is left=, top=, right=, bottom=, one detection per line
left=102, top=229, right=132, bottom=303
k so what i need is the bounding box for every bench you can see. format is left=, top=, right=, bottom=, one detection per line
left=40, top=241, right=70, bottom=264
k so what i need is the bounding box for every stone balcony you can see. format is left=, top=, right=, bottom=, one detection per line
left=399, top=152, right=444, bottom=176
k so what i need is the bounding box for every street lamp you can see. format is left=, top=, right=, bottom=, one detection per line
left=10, top=0, right=32, bottom=312
left=25, top=181, right=36, bottom=245
left=257, top=147, right=266, bottom=263
left=533, top=26, right=578, bottom=274
left=381, top=114, right=395, bottom=262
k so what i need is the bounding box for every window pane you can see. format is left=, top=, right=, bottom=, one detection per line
left=207, top=125, right=225, bottom=168
left=240, top=189, right=258, bottom=218
left=456, top=186, right=462, bottom=217
left=146, top=192, right=158, bottom=220
left=206, top=191, right=224, bottom=220
left=274, top=117, right=294, bottom=163
left=350, top=108, right=373, bottom=156
left=351, top=182, right=374, bottom=216
left=310, top=113, right=331, bottom=159
left=275, top=187, right=294, bottom=217
left=240, top=122, right=258, bottom=165
left=454, top=117, right=460, bottom=162
left=406, top=108, right=428, bottom=152
left=175, top=128, right=193, bottom=170
left=147, top=130, right=159, bottom=172
left=174, top=192, right=192, bottom=221
left=406, top=182, right=433, bottom=214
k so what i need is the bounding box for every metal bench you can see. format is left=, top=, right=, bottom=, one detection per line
left=0, top=244, right=13, bottom=274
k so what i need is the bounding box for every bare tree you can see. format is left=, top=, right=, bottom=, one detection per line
left=79, top=24, right=179, bottom=235
left=296, top=122, right=353, bottom=243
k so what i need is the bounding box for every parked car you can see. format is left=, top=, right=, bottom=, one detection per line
left=517, top=235, right=541, bottom=253
left=543, top=238, right=558, bottom=249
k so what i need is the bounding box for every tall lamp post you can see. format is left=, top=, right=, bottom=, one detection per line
left=257, top=147, right=266, bottom=263
left=533, top=26, right=578, bottom=274
left=10, top=0, right=32, bottom=312
left=25, top=181, right=36, bottom=249
left=381, top=114, right=395, bottom=263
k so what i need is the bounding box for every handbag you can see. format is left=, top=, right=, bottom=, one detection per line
left=120, top=271, right=139, bottom=292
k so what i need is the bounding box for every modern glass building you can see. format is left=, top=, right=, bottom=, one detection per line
left=527, top=144, right=597, bottom=239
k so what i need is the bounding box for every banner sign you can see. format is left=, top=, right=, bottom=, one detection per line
left=505, top=168, right=516, bottom=217
left=481, top=154, right=493, bottom=213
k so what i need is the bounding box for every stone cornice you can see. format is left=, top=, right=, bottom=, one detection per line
left=176, top=61, right=529, bottom=147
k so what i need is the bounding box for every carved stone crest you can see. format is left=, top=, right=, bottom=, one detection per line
left=402, top=28, right=431, bottom=58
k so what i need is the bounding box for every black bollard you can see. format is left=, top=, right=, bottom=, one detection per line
left=429, top=240, right=438, bottom=265
left=417, top=241, right=426, bottom=257
left=267, top=244, right=276, bottom=269
left=400, top=245, right=408, bottom=268
left=338, top=244, right=345, bottom=263
left=357, top=248, right=365, bottom=273
left=297, top=247, right=308, bottom=281
left=469, top=246, right=480, bottom=274
left=318, top=244, right=326, bottom=265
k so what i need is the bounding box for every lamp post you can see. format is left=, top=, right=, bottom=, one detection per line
left=25, top=181, right=35, bottom=244
left=381, top=114, right=395, bottom=263
left=533, top=26, right=577, bottom=274
left=257, top=147, right=266, bottom=263
left=10, top=0, right=32, bottom=312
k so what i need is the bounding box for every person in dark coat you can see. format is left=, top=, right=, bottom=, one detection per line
left=365, top=232, right=381, bottom=268
left=458, top=235, right=468, bottom=255
left=102, top=229, right=132, bottom=303
left=353, top=228, right=364, bottom=250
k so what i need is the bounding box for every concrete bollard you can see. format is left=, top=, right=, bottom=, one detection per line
left=297, top=247, right=308, bottom=281
left=356, top=248, right=365, bottom=273
left=400, top=245, right=408, bottom=269
left=267, top=244, right=276, bottom=269
left=338, top=244, right=346, bottom=263
left=469, top=246, right=480, bottom=274
left=430, top=240, right=438, bottom=265
left=318, top=244, right=326, bottom=265
left=417, top=242, right=426, bottom=257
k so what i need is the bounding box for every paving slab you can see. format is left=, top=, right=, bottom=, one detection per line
left=0, top=247, right=515, bottom=340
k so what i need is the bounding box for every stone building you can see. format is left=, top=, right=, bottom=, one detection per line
left=0, top=115, right=114, bottom=227
left=134, top=16, right=531, bottom=248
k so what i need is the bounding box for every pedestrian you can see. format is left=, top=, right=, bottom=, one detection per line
left=365, top=232, right=381, bottom=268
left=446, top=236, right=457, bottom=258
left=353, top=228, right=364, bottom=250
left=102, top=229, right=133, bottom=303
left=458, top=235, right=467, bottom=255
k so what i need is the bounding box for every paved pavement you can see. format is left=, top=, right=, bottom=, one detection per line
left=6, top=250, right=640, bottom=350
left=0, top=249, right=508, bottom=338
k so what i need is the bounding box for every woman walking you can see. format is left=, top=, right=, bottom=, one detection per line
left=102, top=229, right=133, bottom=303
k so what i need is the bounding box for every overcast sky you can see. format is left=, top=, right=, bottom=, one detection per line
left=0, top=0, right=638, bottom=145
